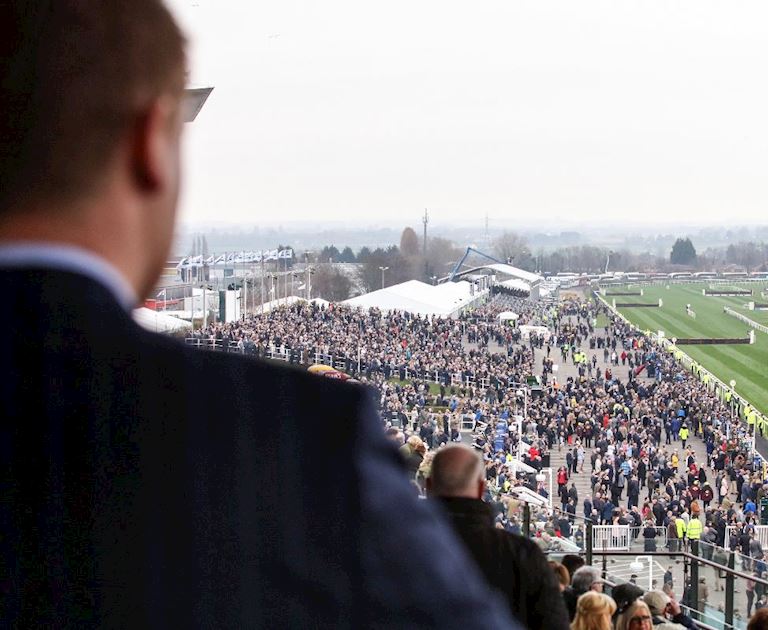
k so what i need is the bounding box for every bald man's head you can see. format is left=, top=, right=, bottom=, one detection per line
left=427, top=445, right=486, bottom=499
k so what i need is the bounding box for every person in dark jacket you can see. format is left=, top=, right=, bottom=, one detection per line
left=428, top=444, right=570, bottom=630
left=643, top=520, right=658, bottom=552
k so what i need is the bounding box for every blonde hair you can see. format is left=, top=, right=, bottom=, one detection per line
left=615, top=600, right=652, bottom=630
left=406, top=435, right=423, bottom=449
left=571, top=592, right=616, bottom=630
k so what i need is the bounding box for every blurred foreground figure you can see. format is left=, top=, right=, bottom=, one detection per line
left=427, top=444, right=569, bottom=629
left=0, top=3, right=516, bottom=627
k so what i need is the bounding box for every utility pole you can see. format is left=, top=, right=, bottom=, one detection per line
left=423, top=208, right=429, bottom=280
left=242, top=268, right=247, bottom=319
left=260, top=252, right=265, bottom=314
left=379, top=266, right=389, bottom=289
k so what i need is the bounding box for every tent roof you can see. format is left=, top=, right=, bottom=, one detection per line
left=133, top=307, right=192, bottom=333
left=344, top=279, right=484, bottom=316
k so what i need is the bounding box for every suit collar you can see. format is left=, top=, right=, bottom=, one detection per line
left=0, top=242, right=137, bottom=311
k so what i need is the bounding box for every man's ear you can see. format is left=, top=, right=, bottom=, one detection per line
left=130, top=96, right=179, bottom=192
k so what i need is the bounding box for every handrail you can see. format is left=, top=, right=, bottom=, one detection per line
left=185, top=338, right=538, bottom=393
left=589, top=549, right=768, bottom=587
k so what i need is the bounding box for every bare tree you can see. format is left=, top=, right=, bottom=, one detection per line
left=399, top=227, right=420, bottom=258
left=493, top=231, right=535, bottom=270
left=312, top=265, right=352, bottom=301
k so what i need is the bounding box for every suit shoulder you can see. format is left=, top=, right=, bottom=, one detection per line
left=498, top=530, right=549, bottom=564
left=136, top=329, right=369, bottom=406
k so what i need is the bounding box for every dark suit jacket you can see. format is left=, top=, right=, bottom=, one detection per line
left=0, top=268, right=516, bottom=629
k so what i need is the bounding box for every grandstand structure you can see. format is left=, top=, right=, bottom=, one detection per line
left=342, top=247, right=546, bottom=316
left=445, top=247, right=545, bottom=299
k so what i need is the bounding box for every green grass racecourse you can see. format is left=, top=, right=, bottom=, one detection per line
left=610, top=282, right=768, bottom=416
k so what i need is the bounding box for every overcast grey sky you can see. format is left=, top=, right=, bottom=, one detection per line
left=168, top=0, right=768, bottom=229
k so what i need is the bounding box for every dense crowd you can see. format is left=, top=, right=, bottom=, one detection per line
left=187, top=291, right=768, bottom=628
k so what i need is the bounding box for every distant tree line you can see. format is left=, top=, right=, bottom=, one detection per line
left=306, top=230, right=768, bottom=301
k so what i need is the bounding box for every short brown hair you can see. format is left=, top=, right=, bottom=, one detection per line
left=548, top=561, right=570, bottom=588
left=0, top=1, right=186, bottom=214
left=749, top=607, right=768, bottom=630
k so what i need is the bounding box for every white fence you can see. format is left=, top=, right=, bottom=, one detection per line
left=724, top=306, right=768, bottom=335
left=184, top=338, right=530, bottom=391
left=725, top=525, right=768, bottom=551
left=592, top=525, right=631, bottom=551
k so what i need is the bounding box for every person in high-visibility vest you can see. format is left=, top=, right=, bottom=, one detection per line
left=675, top=515, right=687, bottom=542
left=679, top=424, right=690, bottom=448
left=687, top=517, right=703, bottom=551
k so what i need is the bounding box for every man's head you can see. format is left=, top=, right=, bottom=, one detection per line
left=571, top=565, right=603, bottom=594
left=427, top=444, right=485, bottom=499
left=0, top=2, right=186, bottom=300
left=643, top=590, right=670, bottom=617
left=561, top=554, right=585, bottom=581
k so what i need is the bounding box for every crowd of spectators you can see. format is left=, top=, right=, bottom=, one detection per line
left=186, top=290, right=768, bottom=628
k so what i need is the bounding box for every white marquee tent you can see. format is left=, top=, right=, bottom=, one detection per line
left=343, top=279, right=488, bottom=317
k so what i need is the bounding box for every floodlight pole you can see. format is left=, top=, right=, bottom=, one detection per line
left=242, top=268, right=247, bottom=319
left=379, top=266, right=389, bottom=290
left=260, top=253, right=265, bottom=314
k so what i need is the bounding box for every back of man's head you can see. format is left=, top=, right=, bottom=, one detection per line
left=427, top=444, right=485, bottom=499
left=0, top=1, right=185, bottom=214
left=561, top=554, right=586, bottom=582
left=571, top=566, right=602, bottom=594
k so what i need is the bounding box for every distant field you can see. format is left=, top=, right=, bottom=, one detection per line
left=609, top=282, right=768, bottom=416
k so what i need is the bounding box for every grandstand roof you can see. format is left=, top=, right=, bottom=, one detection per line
left=343, top=279, right=485, bottom=317
left=500, top=278, right=532, bottom=293
left=482, top=263, right=543, bottom=284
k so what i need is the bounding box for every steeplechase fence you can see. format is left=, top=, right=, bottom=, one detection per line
left=599, top=277, right=768, bottom=289
left=613, top=298, right=662, bottom=308
left=704, top=289, right=752, bottom=296
left=604, top=290, right=644, bottom=297
left=674, top=335, right=753, bottom=345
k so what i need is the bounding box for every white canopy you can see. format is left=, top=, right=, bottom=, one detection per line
left=506, top=486, right=549, bottom=507
left=133, top=307, right=193, bottom=333
left=519, top=324, right=551, bottom=341
left=344, top=279, right=486, bottom=317
left=498, top=311, right=519, bottom=321
left=504, top=459, right=537, bottom=474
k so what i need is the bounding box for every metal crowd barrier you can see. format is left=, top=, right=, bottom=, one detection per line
left=184, top=338, right=534, bottom=393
